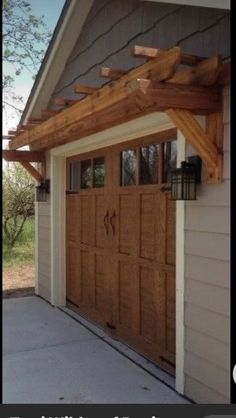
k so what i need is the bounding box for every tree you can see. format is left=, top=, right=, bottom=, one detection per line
left=3, top=0, right=51, bottom=114
left=3, top=163, right=35, bottom=247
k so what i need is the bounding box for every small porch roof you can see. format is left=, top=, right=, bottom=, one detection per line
left=3, top=45, right=230, bottom=184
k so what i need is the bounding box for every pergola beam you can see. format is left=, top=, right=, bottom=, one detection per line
left=168, top=55, right=223, bottom=86
left=3, top=150, right=45, bottom=162
left=74, top=84, right=99, bottom=95
left=99, top=67, right=128, bottom=80
left=132, top=45, right=205, bottom=66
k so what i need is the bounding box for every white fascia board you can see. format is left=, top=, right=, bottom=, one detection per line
left=50, top=112, right=175, bottom=157
left=24, top=0, right=94, bottom=123
left=145, top=0, right=230, bottom=10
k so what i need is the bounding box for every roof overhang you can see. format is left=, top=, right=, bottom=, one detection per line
left=146, top=0, right=230, bottom=9
left=21, top=0, right=94, bottom=125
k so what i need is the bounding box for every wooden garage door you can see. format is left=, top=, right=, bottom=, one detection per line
left=66, top=133, right=177, bottom=373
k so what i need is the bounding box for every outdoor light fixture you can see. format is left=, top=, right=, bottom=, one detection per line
left=35, top=179, right=50, bottom=202
left=170, top=156, right=202, bottom=201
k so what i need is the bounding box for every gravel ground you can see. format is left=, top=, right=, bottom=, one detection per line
left=3, top=265, right=35, bottom=298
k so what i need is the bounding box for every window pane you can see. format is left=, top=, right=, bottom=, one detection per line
left=93, top=157, right=105, bottom=188
left=121, top=150, right=136, bottom=186
left=69, top=161, right=80, bottom=190
left=163, top=140, right=177, bottom=183
left=81, top=160, right=92, bottom=189
left=140, top=144, right=159, bottom=184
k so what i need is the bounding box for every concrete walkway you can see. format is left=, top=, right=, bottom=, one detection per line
left=3, top=296, right=188, bottom=404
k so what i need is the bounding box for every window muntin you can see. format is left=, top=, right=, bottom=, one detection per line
left=121, top=150, right=136, bottom=186
left=93, top=157, right=105, bottom=188
left=80, top=159, right=92, bottom=189
left=140, top=144, right=159, bottom=185
left=69, top=161, right=80, bottom=190
left=163, top=140, right=177, bottom=183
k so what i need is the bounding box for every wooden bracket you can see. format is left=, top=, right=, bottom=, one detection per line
left=166, top=108, right=223, bottom=184
left=2, top=149, right=46, bottom=183
left=20, top=161, right=44, bottom=182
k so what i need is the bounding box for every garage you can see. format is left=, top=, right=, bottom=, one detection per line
left=66, top=130, right=177, bottom=374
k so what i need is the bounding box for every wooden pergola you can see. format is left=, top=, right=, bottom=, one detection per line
left=3, top=45, right=230, bottom=184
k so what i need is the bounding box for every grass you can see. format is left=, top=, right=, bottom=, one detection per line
left=3, top=218, right=35, bottom=268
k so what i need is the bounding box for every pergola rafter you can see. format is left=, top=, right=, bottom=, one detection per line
left=4, top=45, right=230, bottom=183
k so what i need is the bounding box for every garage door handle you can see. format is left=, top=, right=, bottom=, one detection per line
left=110, top=210, right=116, bottom=236
left=104, top=210, right=109, bottom=235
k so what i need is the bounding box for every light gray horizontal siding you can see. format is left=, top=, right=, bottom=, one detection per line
left=185, top=230, right=230, bottom=261
left=185, top=206, right=229, bottom=234
left=185, top=351, right=229, bottom=399
left=185, top=375, right=229, bottom=404
left=185, top=255, right=229, bottom=288
left=185, top=328, right=229, bottom=371
left=185, top=303, right=230, bottom=344
left=185, top=278, right=230, bottom=316
left=184, top=88, right=230, bottom=403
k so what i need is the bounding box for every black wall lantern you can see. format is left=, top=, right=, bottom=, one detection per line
left=36, top=179, right=50, bottom=202
left=170, top=156, right=202, bottom=201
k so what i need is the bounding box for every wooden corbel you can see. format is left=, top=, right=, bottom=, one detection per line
left=2, top=149, right=46, bottom=183
left=166, top=109, right=223, bottom=184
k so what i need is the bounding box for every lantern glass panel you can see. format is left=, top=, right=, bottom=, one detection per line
left=171, top=163, right=197, bottom=200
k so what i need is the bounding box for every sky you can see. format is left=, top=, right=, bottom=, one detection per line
left=3, top=0, right=66, bottom=136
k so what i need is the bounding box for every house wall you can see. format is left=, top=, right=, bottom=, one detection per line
left=184, top=86, right=230, bottom=403
left=36, top=154, right=51, bottom=302
left=36, top=0, right=230, bottom=403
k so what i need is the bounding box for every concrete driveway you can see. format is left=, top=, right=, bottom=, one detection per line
left=3, top=296, right=189, bottom=404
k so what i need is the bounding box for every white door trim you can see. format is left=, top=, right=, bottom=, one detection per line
left=50, top=155, right=66, bottom=306
left=175, top=130, right=186, bottom=394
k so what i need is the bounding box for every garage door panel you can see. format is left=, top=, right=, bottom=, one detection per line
left=166, top=198, right=176, bottom=266
left=66, top=138, right=176, bottom=374
left=94, top=253, right=106, bottom=311
left=81, top=250, right=94, bottom=305
left=81, top=196, right=93, bottom=246
left=66, top=195, right=79, bottom=243
left=140, top=194, right=156, bottom=260
left=140, top=266, right=157, bottom=342
left=66, top=245, right=80, bottom=305
left=119, top=195, right=137, bottom=256
left=95, top=195, right=106, bottom=248
left=117, top=261, right=140, bottom=333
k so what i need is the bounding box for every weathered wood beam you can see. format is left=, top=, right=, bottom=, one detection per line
left=41, top=109, right=61, bottom=119
left=8, top=130, right=23, bottom=135
left=128, top=79, right=221, bottom=113
left=148, top=46, right=181, bottom=82
left=99, top=67, right=128, bottom=80
left=132, top=45, right=204, bottom=66
left=3, top=150, right=45, bottom=163
left=30, top=82, right=221, bottom=152
left=54, top=98, right=80, bottom=106
left=74, top=84, right=99, bottom=95
left=166, top=109, right=222, bottom=183
left=168, top=55, right=223, bottom=86
left=20, top=161, right=43, bottom=182
left=9, top=47, right=220, bottom=151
